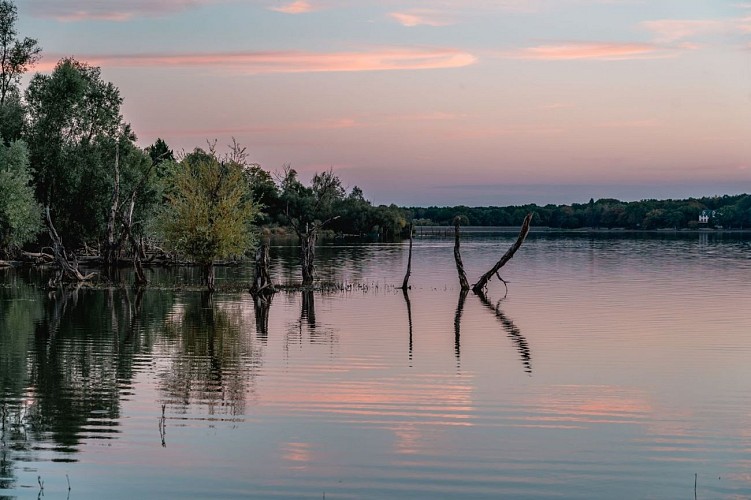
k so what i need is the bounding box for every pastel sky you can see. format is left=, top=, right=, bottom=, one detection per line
left=16, top=0, right=751, bottom=205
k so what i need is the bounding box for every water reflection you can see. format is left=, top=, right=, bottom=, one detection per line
left=158, top=292, right=261, bottom=416
left=252, top=294, right=272, bottom=341
left=301, top=290, right=316, bottom=328
left=453, top=290, right=468, bottom=368
left=0, top=281, right=169, bottom=493
left=403, top=290, right=413, bottom=364
left=475, top=291, right=532, bottom=374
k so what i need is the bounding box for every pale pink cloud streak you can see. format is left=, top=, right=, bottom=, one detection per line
left=641, top=19, right=736, bottom=43
left=269, top=1, right=316, bottom=14
left=389, top=10, right=453, bottom=27
left=506, top=42, right=674, bottom=60
left=28, top=0, right=220, bottom=21
left=37, top=48, right=476, bottom=74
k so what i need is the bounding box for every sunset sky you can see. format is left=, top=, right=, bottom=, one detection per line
left=17, top=0, right=751, bottom=205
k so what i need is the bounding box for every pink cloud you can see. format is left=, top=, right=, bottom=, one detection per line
left=28, top=0, right=220, bottom=21
left=641, top=19, right=732, bottom=43
left=269, top=1, right=316, bottom=14
left=37, top=48, right=476, bottom=74
left=506, top=42, right=673, bottom=60
left=389, top=9, right=453, bottom=27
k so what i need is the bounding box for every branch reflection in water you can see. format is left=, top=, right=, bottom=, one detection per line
left=475, top=291, right=532, bottom=374
left=301, top=290, right=315, bottom=329
left=402, top=289, right=413, bottom=365
left=453, top=289, right=469, bottom=369
left=252, top=293, right=272, bottom=341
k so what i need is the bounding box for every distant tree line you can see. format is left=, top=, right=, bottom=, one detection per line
left=407, top=195, right=751, bottom=230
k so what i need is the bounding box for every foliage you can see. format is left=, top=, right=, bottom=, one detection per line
left=0, top=88, right=23, bottom=143
left=159, top=153, right=259, bottom=265
left=24, top=58, right=144, bottom=244
left=145, top=137, right=174, bottom=166
left=0, top=0, right=41, bottom=105
left=0, top=139, right=40, bottom=253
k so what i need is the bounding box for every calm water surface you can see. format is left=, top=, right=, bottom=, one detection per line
left=2, top=233, right=751, bottom=499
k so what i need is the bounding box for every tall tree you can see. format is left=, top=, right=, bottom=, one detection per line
left=0, top=0, right=40, bottom=105
left=145, top=137, right=174, bottom=166
left=278, top=167, right=343, bottom=285
left=159, top=151, right=260, bottom=291
left=0, top=139, right=40, bottom=255
left=25, top=58, right=126, bottom=244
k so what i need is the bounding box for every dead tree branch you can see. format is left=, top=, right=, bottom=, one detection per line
left=401, top=223, right=413, bottom=291
left=471, top=213, right=532, bottom=294
left=453, top=216, right=470, bottom=291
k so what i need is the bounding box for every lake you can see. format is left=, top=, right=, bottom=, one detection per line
left=2, top=232, right=751, bottom=499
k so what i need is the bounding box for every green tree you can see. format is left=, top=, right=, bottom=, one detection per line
left=278, top=167, right=344, bottom=285
left=0, top=88, right=23, bottom=143
left=0, top=0, right=41, bottom=105
left=160, top=153, right=259, bottom=291
left=145, top=137, right=174, bottom=166
left=0, top=139, right=40, bottom=255
left=25, top=58, right=128, bottom=244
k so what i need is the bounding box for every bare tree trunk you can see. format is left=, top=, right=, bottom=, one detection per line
left=453, top=217, right=470, bottom=291
left=104, top=146, right=120, bottom=270
left=121, top=195, right=148, bottom=286
left=130, top=234, right=147, bottom=287
left=300, top=228, right=317, bottom=286
left=472, top=213, right=533, bottom=294
left=401, top=223, right=413, bottom=290
left=250, top=242, right=274, bottom=296
left=45, top=206, right=95, bottom=287
left=202, top=262, right=216, bottom=292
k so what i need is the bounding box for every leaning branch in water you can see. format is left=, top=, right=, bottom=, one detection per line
left=401, top=223, right=413, bottom=291
left=471, top=213, right=532, bottom=294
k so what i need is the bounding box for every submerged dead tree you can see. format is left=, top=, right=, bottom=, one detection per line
left=401, top=223, right=413, bottom=291
left=250, top=241, right=275, bottom=297
left=471, top=213, right=533, bottom=295
left=453, top=216, right=470, bottom=291
left=45, top=207, right=96, bottom=287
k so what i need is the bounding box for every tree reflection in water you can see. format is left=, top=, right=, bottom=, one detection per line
left=252, top=293, right=272, bottom=341
left=158, top=292, right=262, bottom=417
left=0, top=278, right=170, bottom=489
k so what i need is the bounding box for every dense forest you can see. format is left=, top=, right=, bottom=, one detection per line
left=1, top=0, right=749, bottom=289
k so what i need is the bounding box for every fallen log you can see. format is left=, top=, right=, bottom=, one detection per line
left=20, top=251, right=54, bottom=264
left=471, top=213, right=533, bottom=294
